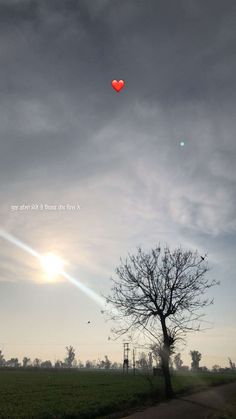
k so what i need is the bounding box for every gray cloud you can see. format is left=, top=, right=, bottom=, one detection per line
left=0, top=0, right=236, bottom=282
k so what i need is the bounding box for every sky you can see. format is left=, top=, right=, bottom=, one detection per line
left=0, top=0, right=236, bottom=368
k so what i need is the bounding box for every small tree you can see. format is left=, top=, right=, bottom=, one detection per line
left=199, top=366, right=208, bottom=372
left=150, top=343, right=161, bottom=367
left=228, top=358, right=236, bottom=371
left=55, top=360, right=62, bottom=368
left=190, top=350, right=202, bottom=371
left=0, top=350, right=5, bottom=366
left=65, top=346, right=76, bottom=368
left=212, top=364, right=221, bottom=373
left=33, top=358, right=41, bottom=368
left=111, top=362, right=118, bottom=369
left=78, top=360, right=84, bottom=368
left=22, top=357, right=31, bottom=368
left=174, top=353, right=183, bottom=370
left=85, top=360, right=92, bottom=369
left=41, top=360, right=52, bottom=368
left=104, top=355, right=111, bottom=369
left=72, top=359, right=77, bottom=368
left=137, top=352, right=148, bottom=370
left=6, top=358, right=20, bottom=368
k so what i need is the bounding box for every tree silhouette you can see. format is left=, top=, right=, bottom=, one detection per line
left=228, top=357, right=236, bottom=370
left=106, top=245, right=218, bottom=398
left=174, top=353, right=183, bottom=370
left=0, top=350, right=5, bottom=366
left=65, top=346, right=76, bottom=368
left=55, top=360, right=62, bottom=369
left=33, top=358, right=41, bottom=368
left=85, top=360, right=93, bottom=369
left=41, top=360, right=52, bottom=368
left=212, top=364, right=221, bottom=372
left=6, top=358, right=20, bottom=368
left=137, top=352, right=148, bottom=370
left=190, top=350, right=202, bottom=371
left=22, top=357, right=31, bottom=368
left=104, top=355, right=111, bottom=369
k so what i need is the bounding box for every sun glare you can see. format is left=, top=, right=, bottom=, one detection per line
left=40, top=253, right=64, bottom=281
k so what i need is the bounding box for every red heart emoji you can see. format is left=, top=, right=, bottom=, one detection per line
left=111, top=79, right=125, bottom=92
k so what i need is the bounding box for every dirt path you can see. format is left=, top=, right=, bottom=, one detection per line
left=122, top=381, right=236, bottom=419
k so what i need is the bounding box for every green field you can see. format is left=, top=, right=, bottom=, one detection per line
left=0, top=369, right=235, bottom=418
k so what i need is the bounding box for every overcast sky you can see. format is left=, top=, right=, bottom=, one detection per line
left=0, top=0, right=236, bottom=367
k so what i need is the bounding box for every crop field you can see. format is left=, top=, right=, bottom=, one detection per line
left=0, top=369, right=235, bottom=418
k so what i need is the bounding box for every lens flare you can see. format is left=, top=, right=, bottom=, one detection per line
left=0, top=229, right=105, bottom=307
left=40, top=253, right=64, bottom=281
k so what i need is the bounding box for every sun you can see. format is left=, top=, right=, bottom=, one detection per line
left=40, top=253, right=64, bottom=281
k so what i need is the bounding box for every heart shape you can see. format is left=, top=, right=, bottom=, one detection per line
left=111, top=79, right=125, bottom=92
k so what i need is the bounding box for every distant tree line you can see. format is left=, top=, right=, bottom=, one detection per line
left=0, top=347, right=235, bottom=373
left=0, top=347, right=120, bottom=370
left=126, top=349, right=236, bottom=374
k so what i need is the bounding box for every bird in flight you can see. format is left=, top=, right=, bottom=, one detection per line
left=201, top=256, right=205, bottom=261
left=87, top=321, right=91, bottom=324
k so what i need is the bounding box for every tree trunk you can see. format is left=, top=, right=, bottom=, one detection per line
left=160, top=317, right=175, bottom=399
left=161, top=351, right=174, bottom=398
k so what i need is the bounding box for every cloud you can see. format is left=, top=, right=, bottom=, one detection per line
left=0, top=1, right=235, bottom=280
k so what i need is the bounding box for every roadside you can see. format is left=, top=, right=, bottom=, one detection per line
left=121, top=381, right=236, bottom=419
left=209, top=395, right=236, bottom=419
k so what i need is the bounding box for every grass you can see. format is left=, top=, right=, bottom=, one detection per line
left=173, top=371, right=236, bottom=395
left=0, top=369, right=235, bottom=418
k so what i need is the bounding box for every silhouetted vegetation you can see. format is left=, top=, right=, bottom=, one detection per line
left=106, top=245, right=219, bottom=398
left=190, top=350, right=202, bottom=371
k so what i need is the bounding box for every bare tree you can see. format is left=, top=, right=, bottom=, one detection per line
left=6, top=358, right=20, bottom=368
left=55, top=360, right=62, bottom=369
left=150, top=343, right=161, bottom=367
left=136, top=352, right=148, bottom=370
left=41, top=360, right=52, bottom=368
left=78, top=360, right=84, bottom=368
left=33, top=358, right=41, bottom=368
left=111, top=361, right=119, bottom=369
left=104, top=355, right=111, bottom=369
left=228, top=357, right=236, bottom=371
left=97, top=355, right=111, bottom=369
left=85, top=360, right=93, bottom=369
left=65, top=346, right=76, bottom=368
left=22, top=357, right=31, bottom=368
left=0, top=350, right=5, bottom=366
left=190, top=350, right=202, bottom=371
left=106, top=245, right=218, bottom=398
left=212, top=364, right=221, bottom=373
left=174, top=353, right=183, bottom=370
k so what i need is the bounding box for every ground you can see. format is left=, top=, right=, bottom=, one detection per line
left=0, top=369, right=235, bottom=418
left=210, top=395, right=236, bottom=419
left=123, top=380, right=236, bottom=419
